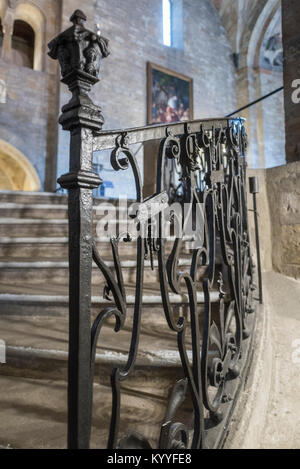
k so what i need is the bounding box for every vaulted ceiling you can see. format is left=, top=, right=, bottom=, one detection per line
left=210, top=0, right=281, bottom=69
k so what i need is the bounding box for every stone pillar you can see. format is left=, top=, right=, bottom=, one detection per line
left=48, top=9, right=110, bottom=449
left=282, top=0, right=300, bottom=163
left=236, top=67, right=253, bottom=166
left=1, top=16, right=13, bottom=62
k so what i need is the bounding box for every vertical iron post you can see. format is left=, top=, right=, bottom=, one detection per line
left=48, top=10, right=110, bottom=448
left=249, top=176, right=263, bottom=304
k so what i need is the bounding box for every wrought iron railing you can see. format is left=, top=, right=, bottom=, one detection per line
left=49, top=10, right=258, bottom=449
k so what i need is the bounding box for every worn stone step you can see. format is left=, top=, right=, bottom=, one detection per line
left=0, top=218, right=119, bottom=237
left=0, top=190, right=131, bottom=207
left=0, top=203, right=130, bottom=220
left=0, top=289, right=219, bottom=316
left=0, top=314, right=191, bottom=375
left=0, top=257, right=209, bottom=285
left=0, top=191, right=68, bottom=205
left=0, top=237, right=137, bottom=259
left=0, top=373, right=193, bottom=449
left=0, top=313, right=192, bottom=449
left=0, top=221, right=124, bottom=238
left=0, top=218, right=70, bottom=237
left=0, top=218, right=196, bottom=239
left=0, top=236, right=196, bottom=260
left=0, top=203, right=70, bottom=220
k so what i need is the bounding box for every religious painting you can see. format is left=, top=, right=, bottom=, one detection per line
left=259, top=8, right=283, bottom=71
left=147, top=62, right=193, bottom=124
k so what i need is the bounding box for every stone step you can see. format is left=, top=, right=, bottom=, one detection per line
left=0, top=236, right=196, bottom=260
left=0, top=219, right=128, bottom=238
left=0, top=202, right=130, bottom=220
left=0, top=218, right=127, bottom=237
left=0, top=289, right=220, bottom=316
left=0, top=218, right=70, bottom=237
left=0, top=190, right=121, bottom=206
left=0, top=314, right=192, bottom=449
left=0, top=203, right=70, bottom=220
left=0, top=315, right=190, bottom=378
left=0, top=257, right=208, bottom=285
left=0, top=218, right=198, bottom=239
left=0, top=373, right=192, bottom=449
left=0, top=191, right=68, bottom=205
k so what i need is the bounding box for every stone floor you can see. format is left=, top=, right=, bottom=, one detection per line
left=0, top=271, right=299, bottom=449
left=258, top=272, right=300, bottom=449
left=226, top=271, right=300, bottom=449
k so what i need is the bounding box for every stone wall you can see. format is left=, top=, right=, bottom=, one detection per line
left=246, top=163, right=300, bottom=280
left=266, top=161, right=300, bottom=279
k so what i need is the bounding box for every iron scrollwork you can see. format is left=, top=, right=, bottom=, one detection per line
left=50, top=10, right=257, bottom=450
left=156, top=120, right=255, bottom=442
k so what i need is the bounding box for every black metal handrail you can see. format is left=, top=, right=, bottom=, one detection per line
left=93, top=117, right=245, bottom=150
left=49, top=9, right=259, bottom=450
left=226, top=86, right=284, bottom=117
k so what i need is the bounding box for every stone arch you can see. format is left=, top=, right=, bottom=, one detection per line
left=245, top=0, right=284, bottom=168
left=14, top=2, right=45, bottom=71
left=0, top=138, right=40, bottom=191
left=247, top=0, right=281, bottom=69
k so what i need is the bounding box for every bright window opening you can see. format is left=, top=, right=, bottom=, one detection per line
left=163, top=0, right=172, bottom=47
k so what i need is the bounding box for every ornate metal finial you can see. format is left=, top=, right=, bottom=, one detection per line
left=48, top=10, right=110, bottom=131
left=48, top=10, right=110, bottom=80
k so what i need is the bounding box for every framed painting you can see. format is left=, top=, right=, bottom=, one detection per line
left=147, top=62, right=193, bottom=125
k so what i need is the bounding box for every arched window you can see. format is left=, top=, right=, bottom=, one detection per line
left=11, top=20, right=34, bottom=69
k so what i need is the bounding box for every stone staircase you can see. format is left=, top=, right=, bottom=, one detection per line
left=0, top=190, right=222, bottom=449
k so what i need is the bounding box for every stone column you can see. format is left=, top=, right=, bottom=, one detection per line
left=282, top=0, right=300, bottom=163
left=1, top=15, right=14, bottom=62
left=236, top=67, right=253, bottom=166
left=48, top=9, right=110, bottom=449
